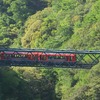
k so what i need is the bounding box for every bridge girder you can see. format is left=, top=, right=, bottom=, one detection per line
left=0, top=48, right=100, bottom=68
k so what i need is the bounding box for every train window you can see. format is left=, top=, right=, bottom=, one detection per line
left=48, top=56, right=65, bottom=59
left=58, top=56, right=65, bottom=59
left=48, top=56, right=54, bottom=59
left=22, top=54, right=26, bottom=58
left=55, top=56, right=60, bottom=59
left=8, top=54, right=27, bottom=58
left=60, top=56, right=65, bottom=59
left=13, top=54, right=16, bottom=57
left=2, top=53, right=26, bottom=58
left=34, top=56, right=38, bottom=60
left=32, top=55, right=35, bottom=59
left=3, top=54, right=10, bottom=59
left=70, top=56, right=73, bottom=61
left=27, top=55, right=37, bottom=60
left=40, top=55, right=47, bottom=60
left=32, top=55, right=38, bottom=60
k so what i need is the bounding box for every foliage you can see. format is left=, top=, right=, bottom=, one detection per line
left=0, top=67, right=59, bottom=100
left=22, top=0, right=100, bottom=50
left=0, top=0, right=100, bottom=100
left=0, top=0, right=48, bottom=47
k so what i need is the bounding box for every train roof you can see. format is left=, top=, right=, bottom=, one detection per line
left=0, top=48, right=100, bottom=54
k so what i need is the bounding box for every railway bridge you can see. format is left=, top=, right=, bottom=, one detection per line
left=0, top=48, right=100, bottom=68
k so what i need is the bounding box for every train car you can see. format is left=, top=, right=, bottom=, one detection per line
left=0, top=51, right=41, bottom=66
left=37, top=52, right=76, bottom=66
left=0, top=51, right=76, bottom=66
left=0, top=51, right=39, bottom=60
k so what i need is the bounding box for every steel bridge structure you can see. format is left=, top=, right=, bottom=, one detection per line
left=0, top=48, right=100, bottom=68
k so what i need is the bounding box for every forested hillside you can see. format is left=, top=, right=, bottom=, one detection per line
left=0, top=0, right=100, bottom=100
left=22, top=0, right=100, bottom=49
left=0, top=0, right=49, bottom=47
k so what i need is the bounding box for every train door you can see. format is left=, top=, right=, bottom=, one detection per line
left=66, top=56, right=70, bottom=62
left=72, top=54, right=76, bottom=62
left=0, top=52, right=3, bottom=60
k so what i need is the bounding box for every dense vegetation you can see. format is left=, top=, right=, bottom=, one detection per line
left=0, top=0, right=49, bottom=47
left=0, top=0, right=100, bottom=100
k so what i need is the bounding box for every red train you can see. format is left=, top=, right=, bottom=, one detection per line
left=0, top=51, right=76, bottom=66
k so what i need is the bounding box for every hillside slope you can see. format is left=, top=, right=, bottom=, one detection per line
left=22, top=0, right=100, bottom=50
left=0, top=0, right=100, bottom=100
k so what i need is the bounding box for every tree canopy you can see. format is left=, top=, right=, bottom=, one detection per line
left=0, top=0, right=100, bottom=100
